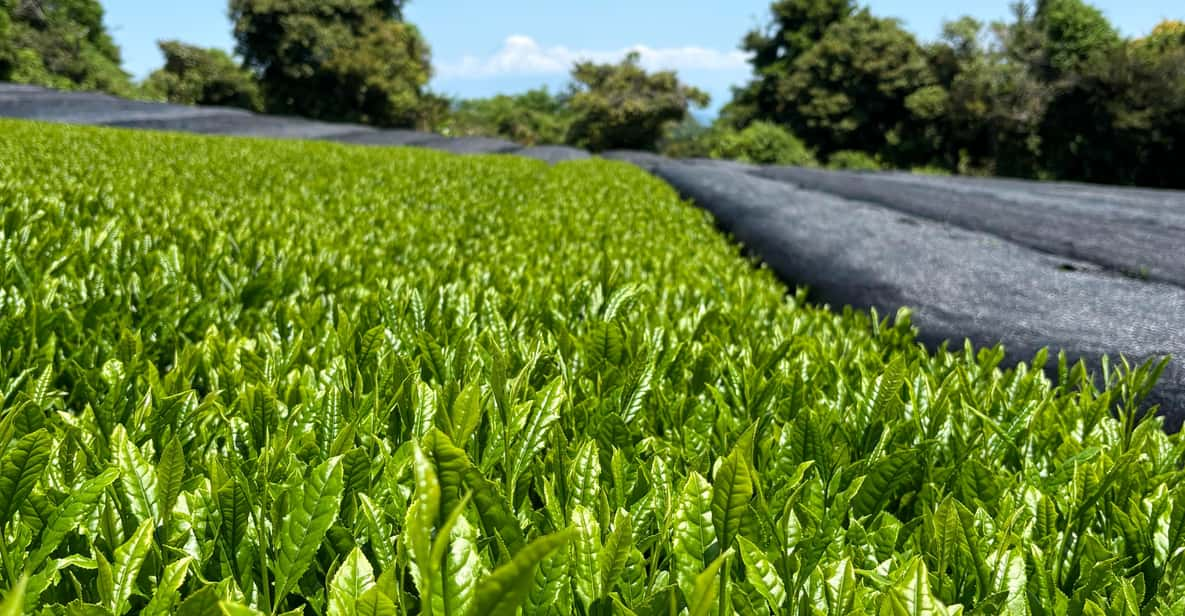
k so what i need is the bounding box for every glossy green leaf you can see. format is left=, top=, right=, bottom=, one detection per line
left=673, top=471, right=714, bottom=602
left=274, top=456, right=345, bottom=603
left=406, top=445, right=442, bottom=605
left=600, top=509, right=633, bottom=593
left=431, top=512, right=481, bottom=616
left=688, top=549, right=732, bottom=616
left=156, top=435, right=186, bottom=520
left=355, top=587, right=398, bottom=616
left=142, top=557, right=193, bottom=616
left=470, top=529, right=575, bottom=616
left=328, top=547, right=376, bottom=616
left=424, top=429, right=525, bottom=554
left=738, top=535, right=785, bottom=612
left=712, top=439, right=754, bottom=549
left=112, top=425, right=159, bottom=524
left=0, top=429, right=52, bottom=529
left=571, top=505, right=602, bottom=607
left=108, top=517, right=155, bottom=615
left=567, top=440, right=601, bottom=512
left=880, top=558, right=948, bottom=616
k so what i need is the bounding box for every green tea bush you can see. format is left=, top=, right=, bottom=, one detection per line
left=0, top=120, right=1180, bottom=614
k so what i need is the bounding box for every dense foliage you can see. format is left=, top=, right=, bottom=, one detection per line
left=441, top=88, right=570, bottom=146
left=0, top=120, right=1182, bottom=614
left=142, top=40, right=262, bottom=111
left=728, top=4, right=934, bottom=167
left=0, top=0, right=133, bottom=95
left=728, top=0, right=1185, bottom=187
left=709, top=121, right=816, bottom=166
left=443, top=55, right=709, bottom=153
left=0, top=0, right=11, bottom=79
left=827, top=150, right=882, bottom=171
left=565, top=52, right=710, bottom=152
left=228, top=0, right=437, bottom=128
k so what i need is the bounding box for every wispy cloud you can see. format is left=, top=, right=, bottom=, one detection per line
left=438, top=35, right=750, bottom=79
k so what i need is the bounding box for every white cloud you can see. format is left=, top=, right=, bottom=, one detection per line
left=438, top=35, right=750, bottom=79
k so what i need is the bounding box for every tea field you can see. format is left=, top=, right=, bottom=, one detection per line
left=0, top=120, right=1182, bottom=614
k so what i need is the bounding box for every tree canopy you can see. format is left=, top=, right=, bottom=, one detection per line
left=783, top=10, right=936, bottom=163
left=143, top=40, right=262, bottom=110
left=725, top=2, right=935, bottom=165
left=2, top=0, right=132, bottom=94
left=726, top=0, right=856, bottom=127
left=0, top=1, right=12, bottom=79
left=1034, top=0, right=1121, bottom=75
left=228, top=0, right=434, bottom=127
left=565, top=52, right=709, bottom=151
left=720, top=0, right=1185, bottom=187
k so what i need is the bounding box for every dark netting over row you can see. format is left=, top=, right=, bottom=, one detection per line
left=756, top=166, right=1185, bottom=288
left=651, top=161, right=1185, bottom=430
left=514, top=145, right=591, bottom=163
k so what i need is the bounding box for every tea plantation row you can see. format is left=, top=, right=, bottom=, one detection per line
left=0, top=120, right=1182, bottom=614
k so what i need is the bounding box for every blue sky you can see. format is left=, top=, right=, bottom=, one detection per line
left=103, top=1, right=1182, bottom=113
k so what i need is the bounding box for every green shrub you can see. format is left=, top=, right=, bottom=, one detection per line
left=442, top=88, right=570, bottom=145
left=828, top=149, right=883, bottom=170
left=3, top=0, right=134, bottom=96
left=143, top=40, right=263, bottom=111
left=566, top=51, right=710, bottom=151
left=0, top=3, right=11, bottom=80
left=711, top=120, right=817, bottom=165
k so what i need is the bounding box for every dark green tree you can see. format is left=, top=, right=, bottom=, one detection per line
left=229, top=0, right=434, bottom=127
left=1034, top=0, right=1121, bottom=75
left=143, top=40, right=262, bottom=111
left=723, top=0, right=855, bottom=128
left=1038, top=22, right=1185, bottom=186
left=710, top=121, right=817, bottom=165
left=925, top=13, right=1053, bottom=176
left=777, top=10, right=937, bottom=164
left=0, top=1, right=12, bottom=80
left=564, top=52, right=710, bottom=151
left=3, top=0, right=132, bottom=95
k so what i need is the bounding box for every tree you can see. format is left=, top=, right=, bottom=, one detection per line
left=1034, top=0, right=1120, bottom=75
left=1037, top=22, right=1185, bottom=187
left=143, top=40, right=262, bottom=111
left=710, top=121, right=816, bottom=165
left=778, top=10, right=937, bottom=164
left=0, top=1, right=12, bottom=80
left=229, top=0, right=434, bottom=127
left=564, top=52, right=709, bottom=151
left=1137, top=19, right=1185, bottom=53
left=924, top=12, right=1053, bottom=176
left=723, top=0, right=855, bottom=128
left=3, top=0, right=132, bottom=95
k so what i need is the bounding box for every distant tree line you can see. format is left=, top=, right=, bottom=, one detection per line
left=2, top=0, right=1181, bottom=186
left=714, top=0, right=1185, bottom=186
left=0, top=0, right=133, bottom=96
left=0, top=0, right=445, bottom=127
left=439, top=52, right=710, bottom=152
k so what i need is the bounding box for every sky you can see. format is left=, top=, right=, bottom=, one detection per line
left=102, top=1, right=1182, bottom=114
